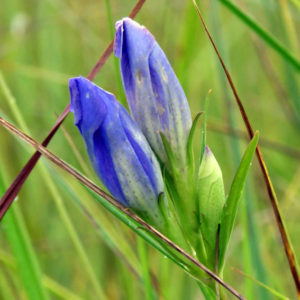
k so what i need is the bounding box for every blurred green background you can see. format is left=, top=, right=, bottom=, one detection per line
left=0, top=0, right=299, bottom=299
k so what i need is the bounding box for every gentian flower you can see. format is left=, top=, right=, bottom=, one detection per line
left=114, top=18, right=192, bottom=169
left=69, top=76, right=165, bottom=227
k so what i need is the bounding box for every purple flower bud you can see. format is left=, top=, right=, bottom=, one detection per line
left=69, top=76, right=164, bottom=225
left=114, top=18, right=192, bottom=168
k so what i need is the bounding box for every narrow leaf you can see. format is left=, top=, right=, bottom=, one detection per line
left=218, top=132, right=259, bottom=270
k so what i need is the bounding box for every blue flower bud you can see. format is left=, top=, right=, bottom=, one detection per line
left=69, top=76, right=165, bottom=226
left=114, top=18, right=192, bottom=169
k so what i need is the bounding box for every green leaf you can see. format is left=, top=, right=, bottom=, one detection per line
left=218, top=132, right=259, bottom=271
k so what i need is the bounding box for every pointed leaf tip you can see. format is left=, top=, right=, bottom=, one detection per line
left=218, top=132, right=259, bottom=271
left=186, top=112, right=203, bottom=170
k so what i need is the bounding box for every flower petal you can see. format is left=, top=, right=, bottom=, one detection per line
left=114, top=18, right=192, bottom=168
left=69, top=76, right=164, bottom=225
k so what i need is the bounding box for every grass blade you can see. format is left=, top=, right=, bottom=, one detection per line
left=42, top=277, right=83, bottom=300
left=2, top=208, right=50, bottom=300
left=0, top=270, right=15, bottom=300
left=232, top=268, right=289, bottom=300
left=138, top=237, right=156, bottom=300
left=217, top=0, right=300, bottom=71
left=0, top=248, right=85, bottom=300
left=0, top=169, right=49, bottom=300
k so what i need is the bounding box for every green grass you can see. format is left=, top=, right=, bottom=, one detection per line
left=0, top=0, right=299, bottom=299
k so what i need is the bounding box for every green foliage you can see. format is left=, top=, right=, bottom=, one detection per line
left=218, top=0, right=300, bottom=71
left=219, top=132, right=259, bottom=271
left=0, top=169, right=49, bottom=300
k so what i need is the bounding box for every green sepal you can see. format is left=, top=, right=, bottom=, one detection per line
left=199, top=89, right=211, bottom=165
left=218, top=131, right=259, bottom=271
left=186, top=112, right=203, bottom=173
